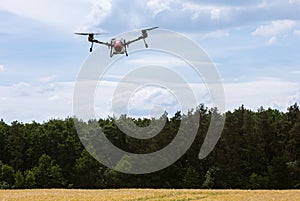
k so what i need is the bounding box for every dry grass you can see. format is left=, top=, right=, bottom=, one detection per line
left=0, top=189, right=299, bottom=201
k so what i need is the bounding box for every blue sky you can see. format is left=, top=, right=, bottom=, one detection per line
left=0, top=0, right=300, bottom=122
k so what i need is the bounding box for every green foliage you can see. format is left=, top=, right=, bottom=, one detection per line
left=268, top=157, right=292, bottom=189
left=249, top=173, right=268, bottom=189
left=1, top=164, right=15, bottom=187
left=32, top=154, right=65, bottom=188
left=14, top=170, right=24, bottom=189
left=0, top=104, right=299, bottom=189
left=202, top=167, right=219, bottom=189
left=72, top=150, right=101, bottom=188
left=9, top=121, right=25, bottom=170
left=115, top=155, right=133, bottom=173
left=0, top=121, right=10, bottom=164
left=183, top=167, right=201, bottom=188
left=24, top=170, right=36, bottom=188
left=0, top=181, right=10, bottom=189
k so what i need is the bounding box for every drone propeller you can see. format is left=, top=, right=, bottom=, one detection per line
left=142, top=26, right=159, bottom=32
left=75, top=32, right=106, bottom=53
left=75, top=32, right=106, bottom=36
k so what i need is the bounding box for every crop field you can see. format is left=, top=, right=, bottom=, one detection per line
left=0, top=189, right=300, bottom=201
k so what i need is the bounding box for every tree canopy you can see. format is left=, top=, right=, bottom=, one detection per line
left=0, top=104, right=299, bottom=189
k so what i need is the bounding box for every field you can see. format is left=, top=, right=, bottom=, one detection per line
left=0, top=189, right=300, bottom=201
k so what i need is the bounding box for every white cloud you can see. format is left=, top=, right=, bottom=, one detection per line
left=93, top=76, right=300, bottom=119
left=291, top=70, right=300, bottom=74
left=38, top=75, right=57, bottom=83
left=0, top=0, right=90, bottom=31
left=210, top=8, right=221, bottom=20
left=80, top=0, right=112, bottom=32
left=289, top=0, right=300, bottom=4
left=0, top=81, right=74, bottom=123
left=1, top=0, right=299, bottom=34
left=252, top=20, right=296, bottom=37
left=147, top=0, right=175, bottom=16
left=1, top=0, right=300, bottom=123
left=181, top=2, right=230, bottom=21
left=127, top=86, right=179, bottom=117
left=202, top=29, right=229, bottom=39
left=127, top=55, right=186, bottom=67
left=252, top=20, right=297, bottom=45
left=71, top=0, right=300, bottom=34
left=224, top=77, right=300, bottom=111
left=267, top=36, right=277, bottom=45
left=0, top=64, right=6, bottom=73
left=1, top=76, right=300, bottom=123
left=293, top=30, right=300, bottom=36
left=288, top=90, right=300, bottom=105
left=11, top=82, right=32, bottom=97
left=48, top=95, right=61, bottom=101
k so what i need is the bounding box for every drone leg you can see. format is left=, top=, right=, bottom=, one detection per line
left=110, top=47, right=113, bottom=57
left=90, top=42, right=94, bottom=52
left=124, top=41, right=128, bottom=56
left=143, top=38, right=148, bottom=48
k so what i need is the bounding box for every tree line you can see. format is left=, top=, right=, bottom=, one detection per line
left=0, top=103, right=299, bottom=189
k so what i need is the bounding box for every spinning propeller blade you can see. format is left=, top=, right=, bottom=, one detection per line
left=142, top=26, right=159, bottom=32
left=75, top=32, right=106, bottom=36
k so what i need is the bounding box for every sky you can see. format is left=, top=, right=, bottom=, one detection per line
left=0, top=0, right=300, bottom=123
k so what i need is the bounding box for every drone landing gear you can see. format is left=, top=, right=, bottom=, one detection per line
left=90, top=42, right=94, bottom=52
left=143, top=38, right=148, bottom=48
left=124, top=40, right=129, bottom=56
left=109, top=46, right=113, bottom=57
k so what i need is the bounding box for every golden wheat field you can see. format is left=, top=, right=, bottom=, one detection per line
left=0, top=189, right=299, bottom=201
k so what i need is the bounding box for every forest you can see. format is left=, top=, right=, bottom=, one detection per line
left=0, top=103, right=299, bottom=189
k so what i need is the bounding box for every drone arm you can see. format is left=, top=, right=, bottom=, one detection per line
left=88, top=39, right=112, bottom=52
left=124, top=35, right=145, bottom=46
left=92, top=39, right=112, bottom=47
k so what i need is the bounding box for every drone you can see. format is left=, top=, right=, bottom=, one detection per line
left=75, top=27, right=158, bottom=57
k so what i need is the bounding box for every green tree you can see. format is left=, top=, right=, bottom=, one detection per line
left=1, top=164, right=15, bottom=187
left=1, top=104, right=300, bottom=189
left=268, top=157, right=292, bottom=189
left=14, top=170, right=24, bottom=189
left=32, top=154, right=65, bottom=188
left=182, top=167, right=201, bottom=188
left=202, top=167, right=220, bottom=189
left=248, top=172, right=268, bottom=189
left=24, top=170, right=36, bottom=188
left=23, top=121, right=43, bottom=171
left=72, top=150, right=101, bottom=188
left=0, top=120, right=10, bottom=164
left=9, top=121, right=25, bottom=170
